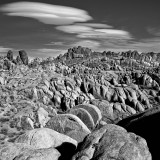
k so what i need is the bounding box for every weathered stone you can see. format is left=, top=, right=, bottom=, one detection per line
left=37, top=107, right=50, bottom=128
left=21, top=117, right=34, bottom=130
left=136, top=101, right=145, bottom=112
left=19, top=50, right=29, bottom=65
left=117, top=106, right=160, bottom=159
left=0, top=143, right=60, bottom=160
left=15, top=128, right=77, bottom=149
left=7, top=50, right=13, bottom=61
left=90, top=99, right=114, bottom=123
left=72, top=124, right=151, bottom=160
left=126, top=105, right=137, bottom=115
left=70, top=108, right=95, bottom=130
left=46, top=114, right=90, bottom=143
left=75, top=103, right=102, bottom=125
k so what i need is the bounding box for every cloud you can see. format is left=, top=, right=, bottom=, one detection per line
left=0, top=46, right=12, bottom=53
left=72, top=40, right=100, bottom=49
left=129, top=38, right=160, bottom=52
left=56, top=25, right=92, bottom=33
left=31, top=48, right=66, bottom=57
left=56, top=24, right=132, bottom=40
left=0, top=2, right=92, bottom=25
left=75, top=23, right=113, bottom=28
left=78, top=29, right=131, bottom=39
left=95, top=29, right=129, bottom=35
left=45, top=42, right=65, bottom=46
left=147, top=27, right=160, bottom=36
left=98, top=37, right=160, bottom=53
left=78, top=31, right=131, bottom=39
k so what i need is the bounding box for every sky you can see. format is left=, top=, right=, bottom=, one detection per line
left=0, top=0, right=160, bottom=58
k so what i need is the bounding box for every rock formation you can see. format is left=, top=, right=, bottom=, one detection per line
left=116, top=106, right=160, bottom=160
left=19, top=50, right=29, bottom=65
left=1, top=46, right=159, bottom=159
left=72, top=124, right=151, bottom=160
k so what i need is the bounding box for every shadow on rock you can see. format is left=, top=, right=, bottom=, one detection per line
left=56, top=142, right=77, bottom=160
left=116, top=106, right=160, bottom=160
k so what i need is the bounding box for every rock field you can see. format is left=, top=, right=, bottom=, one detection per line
left=1, top=47, right=160, bottom=159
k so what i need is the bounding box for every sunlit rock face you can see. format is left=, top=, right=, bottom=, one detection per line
left=1, top=47, right=160, bottom=159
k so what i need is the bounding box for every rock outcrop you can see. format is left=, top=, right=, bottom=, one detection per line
left=116, top=106, right=160, bottom=160
left=7, top=50, right=13, bottom=61
left=0, top=128, right=77, bottom=160
left=46, top=114, right=91, bottom=143
left=19, top=50, right=29, bottom=65
left=72, top=124, right=151, bottom=160
left=2, top=46, right=160, bottom=159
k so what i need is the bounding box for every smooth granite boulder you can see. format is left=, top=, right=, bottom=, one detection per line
left=72, top=124, right=151, bottom=160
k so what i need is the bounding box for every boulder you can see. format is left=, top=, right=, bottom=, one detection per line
left=69, top=108, right=95, bottom=130
left=37, top=107, right=50, bottom=128
left=19, top=50, right=29, bottom=65
left=72, top=124, right=151, bottom=160
left=16, top=55, right=22, bottom=64
left=126, top=105, right=137, bottom=115
left=105, top=87, right=115, bottom=101
left=90, top=99, right=131, bottom=123
left=90, top=99, right=114, bottom=123
left=112, top=90, right=119, bottom=102
left=15, top=128, right=77, bottom=149
left=75, top=103, right=102, bottom=125
left=20, top=117, right=34, bottom=130
left=46, top=114, right=91, bottom=143
left=116, top=106, right=160, bottom=159
left=116, top=87, right=127, bottom=99
left=3, top=59, right=12, bottom=70
left=125, top=87, right=137, bottom=100
left=0, top=76, right=5, bottom=85
left=100, top=85, right=108, bottom=98
left=149, top=90, right=157, bottom=97
left=7, top=50, right=13, bottom=61
left=0, top=143, right=60, bottom=160
left=136, top=101, right=145, bottom=112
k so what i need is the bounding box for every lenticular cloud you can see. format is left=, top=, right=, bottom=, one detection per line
left=56, top=24, right=132, bottom=40
left=0, top=2, right=92, bottom=25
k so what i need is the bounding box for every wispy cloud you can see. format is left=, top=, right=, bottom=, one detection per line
left=56, top=25, right=92, bottom=33
left=75, top=23, right=113, bottom=28
left=30, top=48, right=66, bottom=58
left=72, top=40, right=100, bottom=50
left=147, top=27, right=160, bottom=36
left=45, top=42, right=65, bottom=46
left=98, top=37, right=160, bottom=53
left=56, top=24, right=132, bottom=40
left=0, top=46, right=12, bottom=53
left=0, top=2, right=92, bottom=25
left=129, top=38, right=160, bottom=52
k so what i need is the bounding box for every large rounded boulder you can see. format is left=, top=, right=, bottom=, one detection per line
left=15, top=128, right=77, bottom=149
left=69, top=108, right=95, bottom=130
left=75, top=103, right=102, bottom=126
left=116, top=106, right=160, bottom=160
left=46, top=114, right=91, bottom=143
left=0, top=143, right=60, bottom=160
left=72, top=124, right=152, bottom=160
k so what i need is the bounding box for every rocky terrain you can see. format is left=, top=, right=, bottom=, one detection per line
left=1, top=46, right=160, bottom=159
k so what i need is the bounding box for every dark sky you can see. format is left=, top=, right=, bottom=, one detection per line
left=0, top=0, right=160, bottom=58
